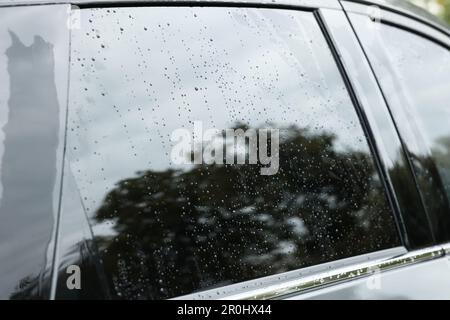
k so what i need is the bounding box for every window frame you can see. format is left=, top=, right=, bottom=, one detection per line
left=342, top=1, right=450, bottom=49
left=342, top=1, right=450, bottom=247
left=0, top=3, right=71, bottom=300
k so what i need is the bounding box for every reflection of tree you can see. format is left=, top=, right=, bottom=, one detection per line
left=92, top=126, right=398, bottom=299
left=443, top=0, right=450, bottom=23
left=388, top=151, right=435, bottom=247
left=431, top=136, right=450, bottom=216
left=391, top=134, right=450, bottom=245
left=9, top=276, right=43, bottom=300
left=54, top=240, right=111, bottom=300
left=12, top=239, right=112, bottom=300
left=432, top=136, right=450, bottom=166
left=409, top=0, right=450, bottom=24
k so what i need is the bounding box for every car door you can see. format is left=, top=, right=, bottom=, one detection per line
left=1, top=0, right=449, bottom=300
left=0, top=3, right=70, bottom=299
left=288, top=1, right=450, bottom=300
left=55, top=1, right=412, bottom=300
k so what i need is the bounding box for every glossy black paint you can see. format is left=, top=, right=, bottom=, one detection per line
left=0, top=4, right=70, bottom=299
left=0, top=0, right=448, bottom=300
left=54, top=166, right=112, bottom=299
left=320, top=8, right=434, bottom=249
left=348, top=12, right=450, bottom=244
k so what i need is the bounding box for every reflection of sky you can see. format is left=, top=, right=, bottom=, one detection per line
left=68, top=7, right=371, bottom=218
left=381, top=26, right=450, bottom=146
left=0, top=5, right=68, bottom=196
left=353, top=15, right=450, bottom=156
left=0, top=5, right=69, bottom=298
left=351, top=14, right=450, bottom=200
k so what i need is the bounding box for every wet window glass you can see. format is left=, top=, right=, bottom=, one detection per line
left=350, top=14, right=450, bottom=242
left=64, top=7, right=400, bottom=299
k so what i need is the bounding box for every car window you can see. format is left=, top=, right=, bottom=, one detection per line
left=59, top=7, right=400, bottom=299
left=349, top=13, right=450, bottom=243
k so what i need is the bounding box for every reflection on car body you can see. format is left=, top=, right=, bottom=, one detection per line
left=0, top=0, right=449, bottom=300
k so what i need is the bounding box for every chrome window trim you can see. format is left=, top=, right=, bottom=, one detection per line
left=174, top=247, right=407, bottom=300
left=228, top=247, right=445, bottom=300
left=176, top=246, right=446, bottom=300
left=443, top=242, right=450, bottom=255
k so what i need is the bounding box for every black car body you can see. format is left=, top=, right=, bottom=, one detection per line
left=0, top=0, right=450, bottom=300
